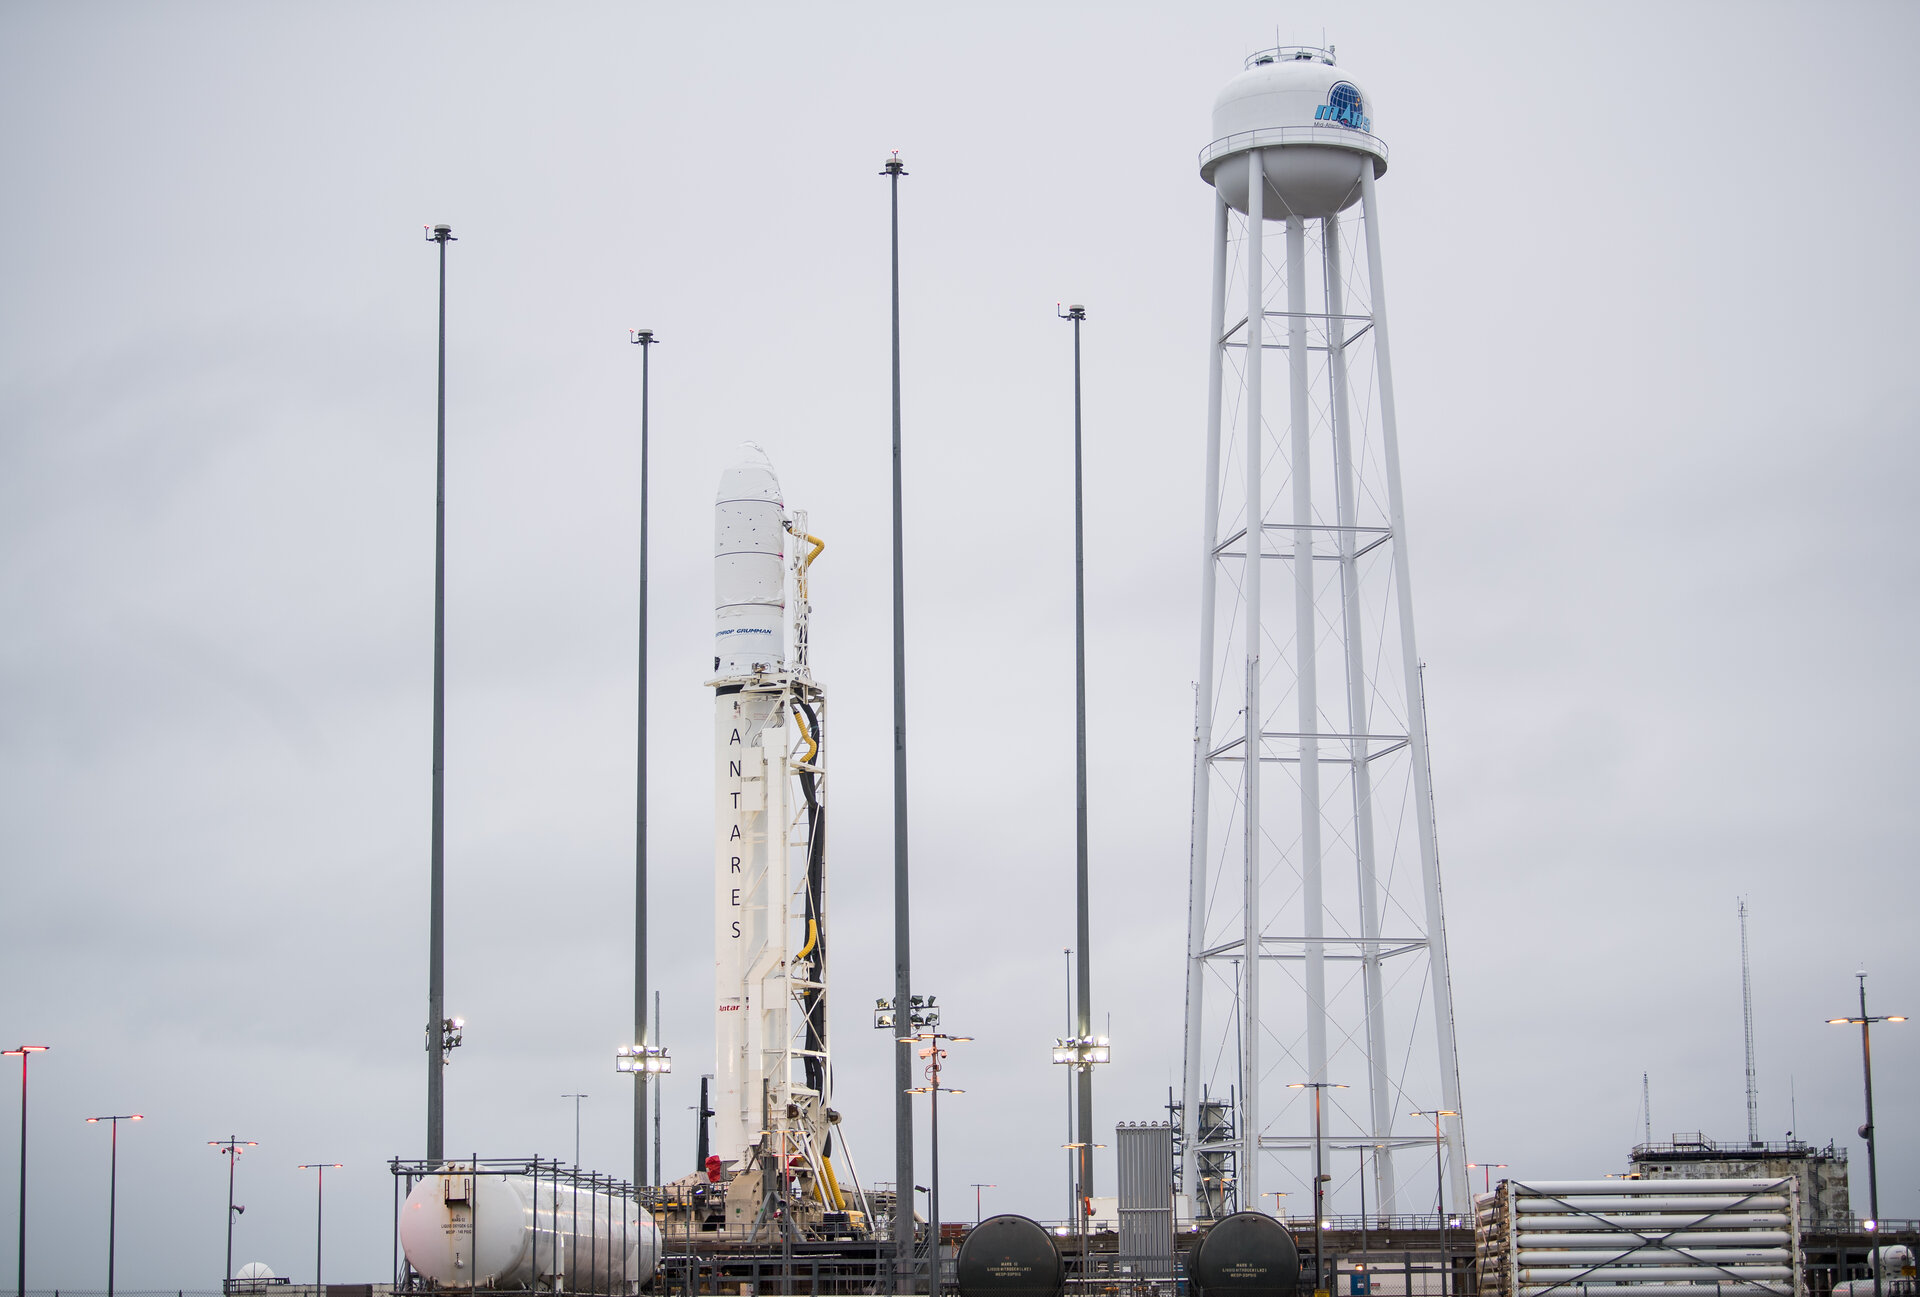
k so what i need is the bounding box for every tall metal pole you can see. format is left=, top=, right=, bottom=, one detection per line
left=296, top=1164, right=340, bottom=1297
left=971, top=1184, right=994, bottom=1227
left=1289, top=1082, right=1343, bottom=1295
left=108, top=1119, right=118, bottom=1297
left=424, top=222, right=455, bottom=1165
left=87, top=1114, right=140, bottom=1297
left=631, top=326, right=659, bottom=1191
left=564, top=1094, right=588, bottom=1167
left=1840, top=971, right=1899, bottom=1297
left=1740, top=900, right=1758, bottom=1144
left=227, top=1145, right=236, bottom=1290
left=10, top=1061, right=16, bottom=1297
left=1859, top=972, right=1881, bottom=1297
left=6, top=1046, right=47, bottom=1297
left=929, top=1074, right=941, bottom=1292
left=1437, top=1115, right=1447, bottom=1293
left=210, top=1137, right=254, bottom=1294
left=881, top=151, right=916, bottom=1280
left=653, top=991, right=663, bottom=1188
left=1061, top=303, right=1095, bottom=1202
left=1313, top=1087, right=1324, bottom=1295
left=907, top=1035, right=968, bottom=1295
left=1064, top=948, right=1075, bottom=1225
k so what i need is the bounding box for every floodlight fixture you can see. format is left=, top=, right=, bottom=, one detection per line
left=615, top=1044, right=672, bottom=1075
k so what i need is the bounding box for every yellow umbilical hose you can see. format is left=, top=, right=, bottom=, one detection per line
left=787, top=524, right=826, bottom=600
left=792, top=704, right=819, bottom=765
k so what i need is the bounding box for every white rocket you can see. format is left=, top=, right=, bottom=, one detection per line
left=710, top=444, right=835, bottom=1204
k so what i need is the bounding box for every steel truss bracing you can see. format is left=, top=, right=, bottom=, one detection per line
left=1180, top=171, right=1469, bottom=1223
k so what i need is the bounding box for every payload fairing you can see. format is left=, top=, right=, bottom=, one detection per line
left=709, top=444, right=849, bottom=1232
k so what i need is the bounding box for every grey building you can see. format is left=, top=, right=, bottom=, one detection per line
left=1631, top=1133, right=1851, bottom=1229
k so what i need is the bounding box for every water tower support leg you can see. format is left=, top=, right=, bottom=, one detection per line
left=1239, top=149, right=1267, bottom=1212
left=1358, top=163, right=1468, bottom=1213
left=1324, top=211, right=1397, bottom=1216
left=1287, top=212, right=1327, bottom=1097
left=1182, top=192, right=1231, bottom=1208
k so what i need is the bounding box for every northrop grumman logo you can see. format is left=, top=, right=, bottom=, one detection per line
left=1314, top=81, right=1370, bottom=132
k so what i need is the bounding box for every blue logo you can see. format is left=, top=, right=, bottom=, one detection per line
left=1313, top=81, right=1370, bottom=132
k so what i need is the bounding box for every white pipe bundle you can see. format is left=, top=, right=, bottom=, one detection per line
left=1476, top=1176, right=1803, bottom=1297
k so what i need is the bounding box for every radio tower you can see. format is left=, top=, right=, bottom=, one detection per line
left=1740, top=898, right=1758, bottom=1144
left=1180, top=45, right=1468, bottom=1219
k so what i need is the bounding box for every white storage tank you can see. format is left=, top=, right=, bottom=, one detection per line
left=1199, top=45, right=1387, bottom=220
left=399, top=1166, right=660, bottom=1292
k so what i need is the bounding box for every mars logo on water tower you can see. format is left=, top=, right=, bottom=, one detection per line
left=1314, top=81, right=1371, bottom=131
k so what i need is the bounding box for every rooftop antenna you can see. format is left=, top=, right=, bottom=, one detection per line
left=1739, top=898, right=1759, bottom=1143
left=1643, top=1072, right=1651, bottom=1145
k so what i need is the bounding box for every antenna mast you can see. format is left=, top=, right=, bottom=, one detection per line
left=1643, top=1072, right=1651, bottom=1145
left=1739, top=898, right=1758, bottom=1143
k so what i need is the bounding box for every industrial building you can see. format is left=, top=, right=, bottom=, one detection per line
left=1632, top=1134, right=1852, bottom=1231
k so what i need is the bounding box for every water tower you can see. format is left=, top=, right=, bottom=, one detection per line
left=1179, top=46, right=1469, bottom=1221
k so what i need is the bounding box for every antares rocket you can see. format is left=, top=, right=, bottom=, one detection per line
left=709, top=444, right=851, bottom=1232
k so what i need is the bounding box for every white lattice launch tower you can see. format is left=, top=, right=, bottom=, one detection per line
left=1179, top=46, right=1469, bottom=1221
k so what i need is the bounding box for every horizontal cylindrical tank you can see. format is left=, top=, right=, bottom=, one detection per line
left=1190, top=1211, right=1300, bottom=1297
left=956, top=1214, right=1064, bottom=1297
left=1200, top=47, right=1386, bottom=220
left=399, top=1168, right=660, bottom=1292
left=715, top=443, right=786, bottom=678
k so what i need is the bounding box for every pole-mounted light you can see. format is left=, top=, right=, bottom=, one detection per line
left=878, top=994, right=939, bottom=1032
left=1829, top=970, right=1904, bottom=1297
left=1050, top=1036, right=1112, bottom=1069
left=1291, top=1082, right=1348, bottom=1294
left=615, top=1045, right=673, bottom=1075
left=903, top=1029, right=969, bottom=1276
left=7, top=1045, right=50, bottom=1297
left=86, top=1114, right=142, bottom=1297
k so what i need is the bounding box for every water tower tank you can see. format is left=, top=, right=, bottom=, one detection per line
left=1199, top=46, right=1386, bottom=219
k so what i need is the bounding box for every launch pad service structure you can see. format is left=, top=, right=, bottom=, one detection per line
left=708, top=443, right=858, bottom=1236
left=1181, top=47, right=1470, bottom=1221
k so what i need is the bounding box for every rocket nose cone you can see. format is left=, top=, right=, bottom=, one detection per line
left=717, top=441, right=783, bottom=505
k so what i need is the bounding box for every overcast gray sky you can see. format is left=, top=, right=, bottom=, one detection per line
left=3, top=1, right=1917, bottom=1285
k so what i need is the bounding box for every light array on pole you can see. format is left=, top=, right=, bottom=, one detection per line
left=1052, top=1035, right=1112, bottom=1069
left=875, top=994, right=939, bottom=1032
left=615, top=1044, right=672, bottom=1075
